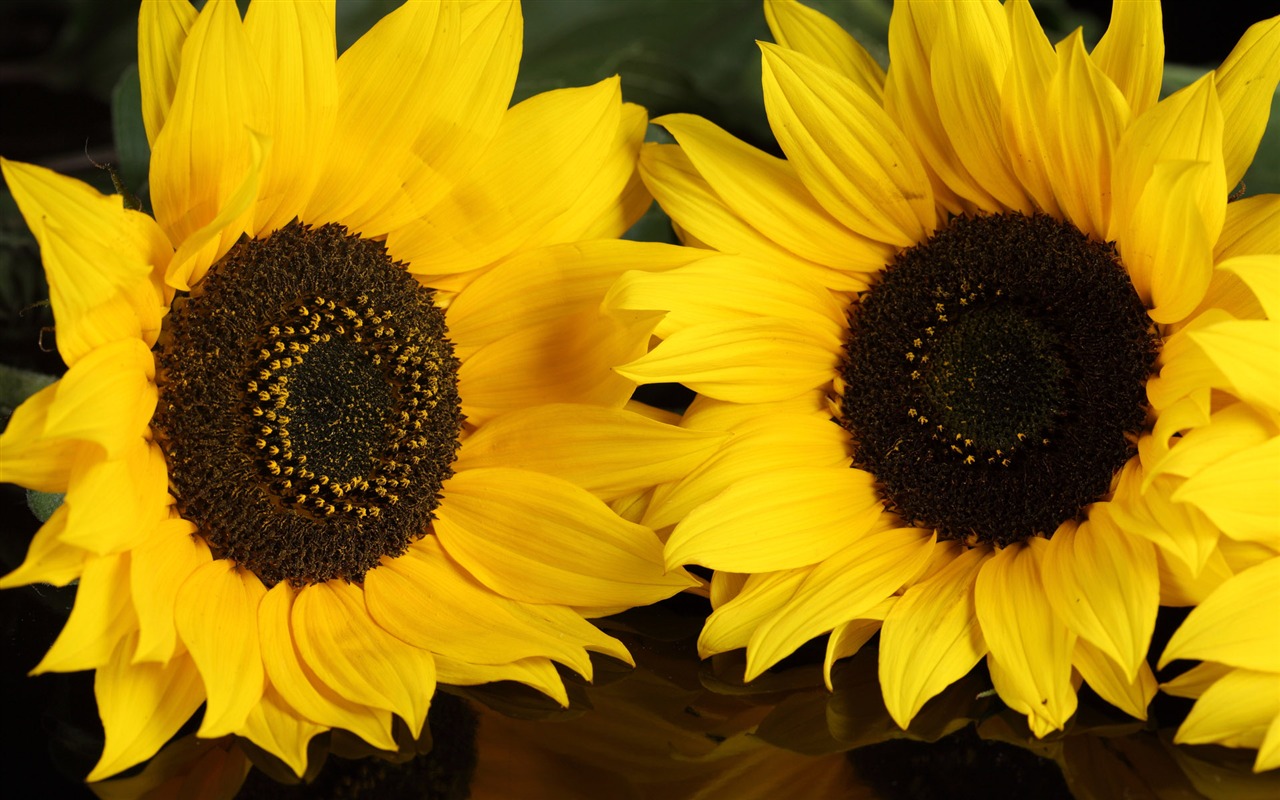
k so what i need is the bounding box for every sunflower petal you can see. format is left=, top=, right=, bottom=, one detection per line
left=1111, top=458, right=1220, bottom=580
left=0, top=505, right=85, bottom=589
left=1214, top=15, right=1280, bottom=190
left=1161, top=558, right=1280, bottom=671
left=975, top=539, right=1078, bottom=737
left=1175, top=668, right=1280, bottom=752
left=824, top=617, right=885, bottom=691
left=1001, top=0, right=1061, bottom=216
left=173, top=559, right=266, bottom=738
left=746, top=526, right=935, bottom=680
left=87, top=638, right=205, bottom=782
left=759, top=41, right=935, bottom=246
left=699, top=568, right=812, bottom=658
left=433, top=654, right=569, bottom=708
left=616, top=317, right=841, bottom=404
left=1185, top=320, right=1280, bottom=412
left=880, top=545, right=989, bottom=729
left=60, top=439, right=168, bottom=556
left=764, top=0, right=885, bottom=98
left=454, top=404, right=727, bottom=502
left=1172, top=428, right=1280, bottom=546
left=1091, top=0, right=1164, bottom=118
left=1072, top=637, right=1157, bottom=720
left=292, top=581, right=435, bottom=737
left=239, top=684, right=326, bottom=778
left=33, top=552, right=136, bottom=674
left=1218, top=255, right=1280, bottom=319
left=1161, top=661, right=1233, bottom=699
left=1041, top=514, right=1158, bottom=680
left=666, top=466, right=882, bottom=573
left=0, top=382, right=83, bottom=493
left=137, top=0, right=199, bottom=145
left=1216, top=195, right=1280, bottom=260
left=130, top=518, right=210, bottom=664
left=434, top=468, right=693, bottom=609
left=44, top=338, right=155, bottom=459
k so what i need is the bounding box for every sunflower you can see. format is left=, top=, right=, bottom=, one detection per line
left=607, top=0, right=1280, bottom=739
left=1160, top=556, right=1280, bottom=772
left=0, top=0, right=715, bottom=781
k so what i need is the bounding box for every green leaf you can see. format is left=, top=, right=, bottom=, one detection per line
left=0, top=362, right=54, bottom=415
left=26, top=490, right=64, bottom=524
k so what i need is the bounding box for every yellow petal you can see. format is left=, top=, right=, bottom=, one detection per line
left=746, top=526, right=935, bottom=680
left=1156, top=545, right=1235, bottom=607
left=1186, top=320, right=1280, bottom=413
left=764, top=0, right=885, bottom=99
left=434, top=467, right=694, bottom=609
left=1112, top=462, right=1221, bottom=580
left=1, top=159, right=169, bottom=365
left=292, top=580, right=435, bottom=737
left=173, top=559, right=266, bottom=738
left=638, top=143, right=873, bottom=291
left=605, top=254, right=846, bottom=341
left=1091, top=0, right=1164, bottom=118
left=256, top=583, right=395, bottom=751
left=1160, top=660, right=1232, bottom=699
left=150, top=0, right=268, bottom=261
left=454, top=404, right=728, bottom=502
left=137, top=0, right=198, bottom=145
left=1040, top=514, right=1158, bottom=680
left=388, top=78, right=623, bottom=276
left=457, top=308, right=656, bottom=426
left=367, top=538, right=628, bottom=682
left=1218, top=255, right=1280, bottom=319
left=0, top=382, right=83, bottom=492
left=0, top=505, right=85, bottom=589
left=655, top=113, right=892, bottom=273
left=1214, top=15, right=1280, bottom=190
left=824, top=617, right=884, bottom=691
left=238, top=684, right=326, bottom=778
left=1001, top=0, right=1061, bottom=217
left=1161, top=558, right=1280, bottom=671
left=698, top=568, right=813, bottom=658
left=666, top=466, right=882, bottom=573
left=616, top=317, right=841, bottom=404
left=242, top=0, right=337, bottom=233
left=1045, top=29, right=1130, bottom=241
left=880, top=545, right=990, bottom=729
left=433, top=654, right=569, bottom=708
left=87, top=637, right=205, bottom=782
left=33, top=552, right=137, bottom=674
left=1216, top=194, right=1280, bottom=260
left=1073, top=637, right=1157, bottom=720
left=445, top=238, right=701, bottom=355
left=932, top=3, right=1033, bottom=213
left=1172, top=430, right=1280, bottom=545
left=644, top=412, right=850, bottom=532
left=1175, top=668, right=1280, bottom=752
left=44, top=338, right=155, bottom=460
left=759, top=41, right=935, bottom=246
left=974, top=539, right=1078, bottom=737
left=60, top=439, right=168, bottom=556
left=130, top=518, right=211, bottom=664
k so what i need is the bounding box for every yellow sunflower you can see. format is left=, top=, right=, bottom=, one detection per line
left=0, top=0, right=715, bottom=781
left=607, top=0, right=1280, bottom=738
left=1160, top=556, right=1280, bottom=772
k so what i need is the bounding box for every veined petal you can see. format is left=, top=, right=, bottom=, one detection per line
left=1185, top=320, right=1280, bottom=412
left=1214, top=15, right=1280, bottom=190
left=1091, top=0, right=1164, bottom=118
left=256, top=583, right=395, bottom=751
left=33, top=552, right=136, bottom=674
left=1045, top=29, right=1130, bottom=241
left=0, top=382, right=84, bottom=492
left=616, top=317, right=841, bottom=404
left=1, top=159, right=169, bottom=365
left=1110, top=73, right=1225, bottom=248
left=445, top=239, right=701, bottom=354
left=238, top=684, right=326, bottom=779
left=665, top=466, right=882, bottom=573
left=880, top=545, right=990, bottom=730
left=292, top=580, right=435, bottom=738
left=150, top=0, right=268, bottom=261
left=242, top=0, right=337, bottom=233
left=1173, top=431, right=1280, bottom=546
left=1216, top=194, right=1280, bottom=260
left=434, top=467, right=694, bottom=609
left=454, top=404, right=727, bottom=502
left=1001, top=0, right=1061, bottom=216
left=764, top=0, right=885, bottom=99
left=760, top=41, right=935, bottom=246
left=699, top=568, right=812, bottom=658
left=0, top=505, right=85, bottom=589
left=1218, top=255, right=1280, bottom=319
left=1120, top=160, right=1216, bottom=325
left=745, top=526, right=934, bottom=680
left=1161, top=557, right=1280, bottom=671
left=932, top=2, right=1033, bottom=213
left=1161, top=660, right=1232, bottom=699
left=389, top=78, right=623, bottom=277
left=824, top=617, right=885, bottom=691
left=60, top=439, right=168, bottom=556
left=138, top=0, right=198, bottom=145
left=87, top=637, right=205, bottom=782
left=655, top=113, right=892, bottom=272
left=639, top=143, right=876, bottom=290
left=644, top=412, right=851, bottom=531
left=366, top=538, right=629, bottom=680
left=130, top=518, right=211, bottom=664
left=975, top=539, right=1078, bottom=737
left=44, top=338, right=156, bottom=459
left=1156, top=544, right=1235, bottom=607
left=173, top=559, right=266, bottom=738
left=1111, top=457, right=1220, bottom=580
left=1072, top=637, right=1157, bottom=720
left=1175, top=669, right=1280, bottom=752
left=1041, top=514, right=1158, bottom=680
left=433, top=654, right=568, bottom=708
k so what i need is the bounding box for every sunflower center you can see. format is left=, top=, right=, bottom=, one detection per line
left=154, top=221, right=463, bottom=586
left=839, top=213, right=1158, bottom=546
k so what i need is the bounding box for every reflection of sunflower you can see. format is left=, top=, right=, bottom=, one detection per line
left=0, top=0, right=709, bottom=781
left=610, top=0, right=1280, bottom=738
left=1161, top=557, right=1280, bottom=772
